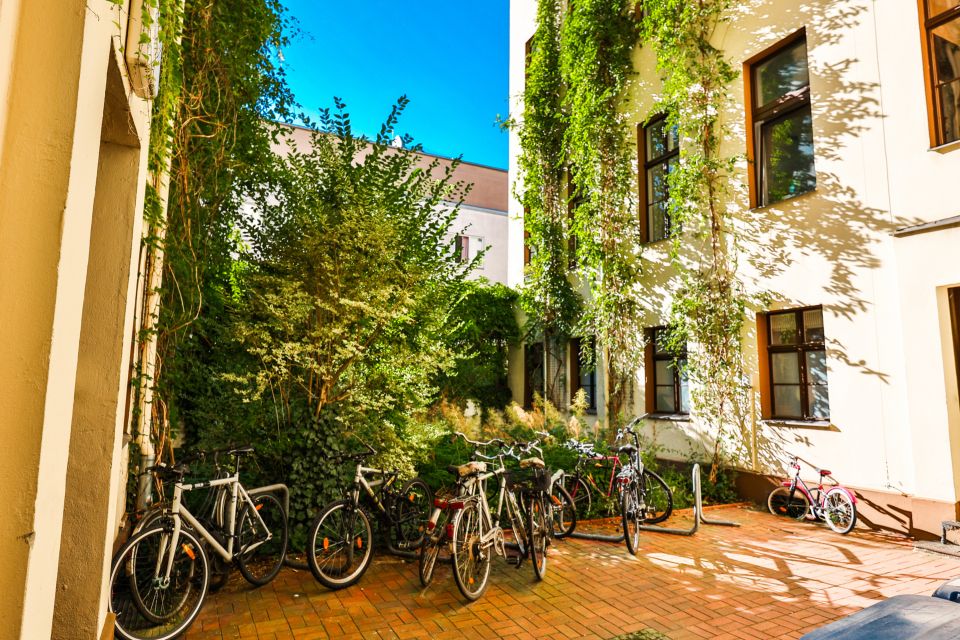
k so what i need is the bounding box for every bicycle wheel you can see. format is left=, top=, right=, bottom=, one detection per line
left=562, top=475, right=592, bottom=518
left=550, top=482, right=577, bottom=538
left=396, top=477, right=432, bottom=550
left=307, top=500, right=374, bottom=590
left=111, top=525, right=209, bottom=640
left=768, top=486, right=810, bottom=520
left=823, top=488, right=857, bottom=534
left=621, top=483, right=641, bottom=555
left=451, top=500, right=492, bottom=601
left=236, top=492, right=289, bottom=586
left=418, top=508, right=449, bottom=587
left=640, top=469, right=673, bottom=524
left=528, top=495, right=549, bottom=580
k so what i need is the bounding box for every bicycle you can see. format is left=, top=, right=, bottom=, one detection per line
left=306, top=442, right=432, bottom=590
left=108, top=447, right=289, bottom=640
left=768, top=455, right=857, bottom=534
left=615, top=419, right=674, bottom=555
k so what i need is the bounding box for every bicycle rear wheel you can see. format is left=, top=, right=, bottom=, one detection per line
left=396, top=477, right=432, bottom=550
left=621, top=484, right=641, bottom=555
left=307, top=500, right=374, bottom=590
left=451, top=500, right=492, bottom=601
left=528, top=495, right=549, bottom=580
left=562, top=475, right=592, bottom=518
left=768, top=487, right=810, bottom=520
left=110, top=525, right=209, bottom=640
left=550, top=483, right=577, bottom=538
left=640, top=469, right=673, bottom=524
left=236, top=492, right=289, bottom=586
left=419, top=507, right=449, bottom=587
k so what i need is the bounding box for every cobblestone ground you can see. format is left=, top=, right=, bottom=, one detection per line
left=185, top=506, right=960, bottom=640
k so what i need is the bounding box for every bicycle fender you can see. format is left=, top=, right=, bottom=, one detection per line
left=824, top=485, right=857, bottom=504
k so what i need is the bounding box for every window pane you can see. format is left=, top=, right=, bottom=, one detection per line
left=928, top=0, right=960, bottom=17
left=807, top=383, right=830, bottom=419
left=761, top=106, right=816, bottom=205
left=769, top=313, right=798, bottom=345
left=771, top=352, right=800, bottom=384
left=648, top=161, right=669, bottom=204
left=773, top=384, right=802, bottom=417
left=805, top=349, right=828, bottom=385
left=655, top=360, right=673, bottom=385
left=648, top=201, right=669, bottom=242
left=754, top=39, right=810, bottom=108
left=679, top=362, right=690, bottom=413
left=933, top=20, right=960, bottom=84
left=646, top=119, right=678, bottom=160
left=656, top=386, right=676, bottom=413
left=803, top=308, right=825, bottom=343
left=939, top=78, right=960, bottom=145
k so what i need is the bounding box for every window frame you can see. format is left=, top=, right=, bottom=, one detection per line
left=743, top=28, right=816, bottom=208
left=918, top=1, right=960, bottom=148
left=637, top=114, right=679, bottom=244
left=645, top=327, right=688, bottom=416
left=764, top=305, right=830, bottom=421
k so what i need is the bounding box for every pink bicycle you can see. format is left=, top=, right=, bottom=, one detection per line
left=767, top=455, right=857, bottom=534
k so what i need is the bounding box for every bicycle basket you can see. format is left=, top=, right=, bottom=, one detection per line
left=505, top=467, right=551, bottom=494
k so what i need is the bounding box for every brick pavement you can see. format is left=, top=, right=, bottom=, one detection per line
left=185, top=506, right=960, bottom=640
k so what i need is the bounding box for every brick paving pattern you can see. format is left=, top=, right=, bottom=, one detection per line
left=186, top=506, right=960, bottom=640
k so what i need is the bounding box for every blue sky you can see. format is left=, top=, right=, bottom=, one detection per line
left=279, top=0, right=510, bottom=169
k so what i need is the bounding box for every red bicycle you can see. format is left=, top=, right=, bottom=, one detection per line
left=768, top=455, right=857, bottom=534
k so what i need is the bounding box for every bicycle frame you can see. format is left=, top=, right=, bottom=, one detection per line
left=349, top=463, right=399, bottom=516
left=783, top=464, right=857, bottom=518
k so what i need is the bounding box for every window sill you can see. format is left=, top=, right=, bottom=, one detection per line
left=642, top=412, right=690, bottom=422
left=930, top=138, right=960, bottom=154
left=762, top=419, right=835, bottom=431
left=750, top=186, right=817, bottom=212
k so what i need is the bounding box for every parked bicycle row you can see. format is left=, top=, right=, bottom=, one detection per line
left=107, top=417, right=857, bottom=640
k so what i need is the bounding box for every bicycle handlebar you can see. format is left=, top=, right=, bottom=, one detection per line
left=452, top=432, right=505, bottom=449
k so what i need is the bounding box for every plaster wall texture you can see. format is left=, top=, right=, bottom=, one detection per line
left=507, top=0, right=960, bottom=527
left=0, top=0, right=151, bottom=637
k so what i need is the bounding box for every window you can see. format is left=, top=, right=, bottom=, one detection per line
left=454, top=234, right=483, bottom=264
left=920, top=1, right=960, bottom=146
left=570, top=338, right=597, bottom=413
left=645, top=327, right=689, bottom=414
left=524, top=343, right=545, bottom=409
left=638, top=115, right=679, bottom=242
left=764, top=307, right=829, bottom=420
left=746, top=30, right=816, bottom=207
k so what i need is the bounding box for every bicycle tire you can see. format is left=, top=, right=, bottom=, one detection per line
left=307, top=500, right=374, bottom=590
left=768, top=486, right=810, bottom=520
left=236, top=492, right=289, bottom=586
left=451, top=500, right=492, bottom=601
left=395, top=477, right=432, bottom=550
left=562, top=475, right=592, bottom=518
left=823, top=488, right=857, bottom=534
left=418, top=508, right=449, bottom=587
left=528, top=495, right=548, bottom=580
left=111, top=525, right=209, bottom=640
left=640, top=469, right=673, bottom=524
left=621, top=483, right=641, bottom=555
left=550, top=483, right=577, bottom=538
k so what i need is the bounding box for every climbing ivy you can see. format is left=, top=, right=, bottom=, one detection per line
left=561, top=0, right=642, bottom=422
left=641, top=0, right=749, bottom=476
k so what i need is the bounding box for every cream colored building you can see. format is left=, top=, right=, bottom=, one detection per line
left=0, top=1, right=158, bottom=638
left=508, top=0, right=960, bottom=538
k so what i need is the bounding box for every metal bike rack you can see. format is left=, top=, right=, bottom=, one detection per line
left=569, top=463, right=738, bottom=542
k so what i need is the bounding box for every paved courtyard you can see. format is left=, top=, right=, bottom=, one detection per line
left=185, top=505, right=960, bottom=640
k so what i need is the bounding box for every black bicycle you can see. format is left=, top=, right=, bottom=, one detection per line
left=615, top=419, right=674, bottom=555
left=306, top=443, right=432, bottom=589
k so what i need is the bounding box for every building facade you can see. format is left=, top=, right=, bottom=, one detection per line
left=0, top=1, right=159, bottom=638
left=508, top=0, right=960, bottom=538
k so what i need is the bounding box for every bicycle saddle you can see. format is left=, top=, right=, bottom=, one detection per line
left=226, top=446, right=254, bottom=456
left=618, top=444, right=637, bottom=454
left=818, top=468, right=831, bottom=476
left=519, top=457, right=545, bottom=469
left=447, top=461, right=487, bottom=477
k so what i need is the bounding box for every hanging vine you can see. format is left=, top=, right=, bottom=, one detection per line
left=561, top=0, right=642, bottom=422
left=641, top=0, right=749, bottom=475
left=516, top=0, right=581, bottom=405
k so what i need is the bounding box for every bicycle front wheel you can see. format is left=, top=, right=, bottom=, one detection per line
left=110, top=525, right=209, bottom=640
left=640, top=469, right=673, bottom=524
left=528, top=495, right=549, bottom=580
left=237, top=492, right=289, bottom=586
left=550, top=483, right=577, bottom=538
left=824, top=488, right=857, bottom=534
left=621, top=484, right=641, bottom=555
left=451, top=500, right=492, bottom=601
left=307, top=500, right=374, bottom=590
left=768, top=487, right=810, bottom=520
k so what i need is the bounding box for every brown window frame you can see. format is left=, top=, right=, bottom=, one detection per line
left=637, top=114, right=679, bottom=244
left=454, top=234, right=469, bottom=263
left=918, top=1, right=960, bottom=147
left=570, top=337, right=597, bottom=414
left=644, top=327, right=688, bottom=415
left=763, top=305, right=830, bottom=421
left=743, top=28, right=816, bottom=208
